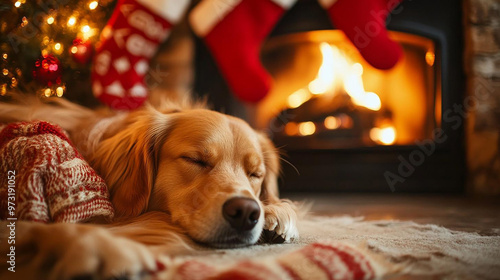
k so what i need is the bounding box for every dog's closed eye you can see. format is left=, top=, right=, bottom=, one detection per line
left=249, top=172, right=264, bottom=179
left=181, top=155, right=210, bottom=168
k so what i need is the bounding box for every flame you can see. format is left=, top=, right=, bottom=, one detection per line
left=287, top=89, right=311, bottom=108
left=370, top=126, right=396, bottom=145
left=308, top=43, right=338, bottom=95
left=298, top=43, right=381, bottom=111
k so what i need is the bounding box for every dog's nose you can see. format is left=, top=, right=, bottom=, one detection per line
left=222, top=197, right=261, bottom=231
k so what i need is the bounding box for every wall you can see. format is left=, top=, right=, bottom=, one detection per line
left=465, top=0, right=500, bottom=194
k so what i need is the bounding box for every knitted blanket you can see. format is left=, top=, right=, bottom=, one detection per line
left=0, top=121, right=114, bottom=222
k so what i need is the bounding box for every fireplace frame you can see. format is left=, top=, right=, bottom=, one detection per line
left=193, top=0, right=466, bottom=193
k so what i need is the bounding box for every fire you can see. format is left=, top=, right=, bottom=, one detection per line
left=370, top=126, right=397, bottom=145
left=287, top=89, right=311, bottom=108
left=294, top=43, right=382, bottom=111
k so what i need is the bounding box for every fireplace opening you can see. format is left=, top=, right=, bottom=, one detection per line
left=193, top=0, right=465, bottom=193
left=258, top=30, right=440, bottom=149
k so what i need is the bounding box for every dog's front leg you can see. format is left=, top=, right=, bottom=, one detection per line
left=0, top=221, right=157, bottom=280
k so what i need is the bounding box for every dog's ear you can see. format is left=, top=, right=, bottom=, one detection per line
left=90, top=108, right=172, bottom=219
left=257, top=132, right=281, bottom=204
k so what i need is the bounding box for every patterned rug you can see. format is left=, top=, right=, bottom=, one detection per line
left=154, top=216, right=500, bottom=280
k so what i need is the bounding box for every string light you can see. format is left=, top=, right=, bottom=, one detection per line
left=21, top=17, right=28, bottom=27
left=11, top=77, right=18, bottom=88
left=44, top=88, right=52, bottom=97
left=14, top=1, right=21, bottom=8
left=47, top=16, right=55, bottom=25
left=67, top=17, right=76, bottom=26
left=81, top=25, right=90, bottom=33
left=54, top=43, right=63, bottom=54
left=2, top=69, right=8, bottom=76
left=2, top=53, right=7, bottom=60
left=56, top=86, right=65, bottom=97
left=89, top=1, right=98, bottom=10
left=1, top=84, right=7, bottom=96
left=70, top=46, right=78, bottom=54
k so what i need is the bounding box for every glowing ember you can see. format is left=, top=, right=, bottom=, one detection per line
left=425, top=50, right=435, bottom=66
left=299, top=121, right=316, bottom=136
left=370, top=126, right=396, bottom=145
left=324, top=116, right=340, bottom=130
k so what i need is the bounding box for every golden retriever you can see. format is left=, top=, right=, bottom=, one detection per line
left=0, top=96, right=299, bottom=279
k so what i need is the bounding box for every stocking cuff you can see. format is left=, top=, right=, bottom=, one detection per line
left=136, top=0, right=190, bottom=23
left=190, top=0, right=298, bottom=37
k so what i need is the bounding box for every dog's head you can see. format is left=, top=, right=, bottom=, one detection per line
left=91, top=106, right=281, bottom=248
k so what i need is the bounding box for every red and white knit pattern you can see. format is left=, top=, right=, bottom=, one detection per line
left=0, top=121, right=114, bottom=223
left=158, top=241, right=383, bottom=280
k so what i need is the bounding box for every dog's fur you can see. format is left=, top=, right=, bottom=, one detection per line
left=0, top=96, right=299, bottom=279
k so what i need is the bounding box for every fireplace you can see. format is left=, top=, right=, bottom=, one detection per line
left=193, top=0, right=465, bottom=193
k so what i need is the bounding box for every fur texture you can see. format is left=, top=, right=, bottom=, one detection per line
left=0, top=95, right=300, bottom=279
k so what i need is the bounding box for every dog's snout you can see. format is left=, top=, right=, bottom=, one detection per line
left=222, top=198, right=260, bottom=231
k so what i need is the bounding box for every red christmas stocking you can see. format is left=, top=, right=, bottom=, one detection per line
left=92, top=0, right=190, bottom=110
left=190, top=0, right=298, bottom=103
left=320, top=0, right=404, bottom=69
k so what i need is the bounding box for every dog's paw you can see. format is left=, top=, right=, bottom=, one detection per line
left=14, top=223, right=157, bottom=280
left=260, top=201, right=299, bottom=244
left=51, top=228, right=156, bottom=280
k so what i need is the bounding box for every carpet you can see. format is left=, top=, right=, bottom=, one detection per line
left=154, top=216, right=500, bottom=280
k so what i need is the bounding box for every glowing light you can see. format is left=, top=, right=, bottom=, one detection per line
left=82, top=25, right=90, bottom=33
left=324, top=116, right=340, bottom=130
left=21, top=17, right=28, bottom=27
left=298, top=122, right=316, bottom=136
left=308, top=42, right=337, bottom=95
left=89, top=1, right=98, bottom=10
left=1, top=84, right=6, bottom=96
left=15, top=1, right=21, bottom=8
left=47, top=16, right=55, bottom=25
left=285, top=122, right=299, bottom=136
left=71, top=46, right=78, bottom=54
left=44, top=88, right=52, bottom=97
left=287, top=89, right=310, bottom=108
left=56, top=86, right=64, bottom=97
left=370, top=126, right=396, bottom=145
left=361, top=92, right=381, bottom=111
left=343, top=62, right=381, bottom=111
left=2, top=69, right=8, bottom=76
left=54, top=43, right=61, bottom=51
left=305, top=43, right=382, bottom=112
left=425, top=50, right=435, bottom=66
left=2, top=53, right=7, bottom=60
left=67, top=17, right=76, bottom=26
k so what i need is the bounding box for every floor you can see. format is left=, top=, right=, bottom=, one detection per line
left=285, top=193, right=500, bottom=234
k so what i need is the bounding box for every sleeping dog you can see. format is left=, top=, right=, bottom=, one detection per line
left=0, top=96, right=299, bottom=279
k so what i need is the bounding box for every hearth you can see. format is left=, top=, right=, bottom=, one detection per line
left=193, top=0, right=465, bottom=192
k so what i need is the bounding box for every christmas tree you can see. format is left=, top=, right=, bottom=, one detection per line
left=0, top=0, right=115, bottom=105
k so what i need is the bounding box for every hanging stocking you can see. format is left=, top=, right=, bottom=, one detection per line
left=320, top=0, right=404, bottom=70
left=190, top=0, right=298, bottom=103
left=92, top=0, right=190, bottom=110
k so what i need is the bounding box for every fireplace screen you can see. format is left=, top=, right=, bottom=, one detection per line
left=254, top=30, right=440, bottom=149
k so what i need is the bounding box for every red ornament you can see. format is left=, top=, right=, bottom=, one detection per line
left=32, top=54, right=62, bottom=86
left=70, top=39, right=93, bottom=64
